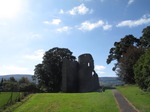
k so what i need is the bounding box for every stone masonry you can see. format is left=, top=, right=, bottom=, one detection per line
left=61, top=53, right=100, bottom=93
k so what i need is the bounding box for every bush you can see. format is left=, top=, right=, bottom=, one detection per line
left=134, top=48, right=150, bottom=91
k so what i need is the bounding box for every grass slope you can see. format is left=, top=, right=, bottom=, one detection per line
left=13, top=90, right=119, bottom=112
left=0, top=92, right=20, bottom=108
left=117, top=85, right=150, bottom=112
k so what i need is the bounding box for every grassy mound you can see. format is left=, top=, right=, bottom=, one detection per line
left=12, top=90, right=118, bottom=112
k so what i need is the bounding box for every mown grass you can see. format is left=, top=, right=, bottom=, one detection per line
left=0, top=92, right=29, bottom=112
left=117, top=85, right=150, bottom=112
left=0, top=92, right=20, bottom=108
left=12, top=90, right=119, bottom=112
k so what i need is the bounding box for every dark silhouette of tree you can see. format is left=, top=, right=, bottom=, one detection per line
left=34, top=47, right=76, bottom=92
left=107, top=26, right=150, bottom=84
left=19, top=77, right=30, bottom=84
left=117, top=46, right=144, bottom=84
left=19, top=83, right=38, bottom=92
left=139, top=26, right=150, bottom=48
left=0, top=78, right=4, bottom=91
left=9, top=77, right=16, bottom=82
left=107, top=35, right=139, bottom=71
left=2, top=80, right=18, bottom=92
left=134, top=48, right=150, bottom=91
left=0, top=78, right=3, bottom=85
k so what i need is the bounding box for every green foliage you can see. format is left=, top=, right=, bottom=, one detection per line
left=140, top=26, right=150, bottom=48
left=9, top=77, right=17, bottom=82
left=117, top=85, right=150, bottom=112
left=107, top=26, right=150, bottom=85
left=19, top=83, right=38, bottom=92
left=134, top=48, right=150, bottom=91
left=13, top=91, right=119, bottom=112
left=34, top=47, right=76, bottom=92
left=117, top=47, right=144, bottom=84
left=107, top=35, right=139, bottom=66
left=106, top=35, right=141, bottom=84
left=1, top=77, right=37, bottom=92
left=2, top=81, right=19, bottom=92
left=19, top=77, right=30, bottom=84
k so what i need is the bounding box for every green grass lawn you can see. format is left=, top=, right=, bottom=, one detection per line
left=11, top=90, right=119, bottom=112
left=0, top=92, right=20, bottom=108
left=117, top=85, right=150, bottom=112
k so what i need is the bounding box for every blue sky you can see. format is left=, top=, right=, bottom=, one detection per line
left=0, top=0, right=150, bottom=77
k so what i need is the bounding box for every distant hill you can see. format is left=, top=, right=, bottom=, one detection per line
left=0, top=74, right=33, bottom=82
left=99, top=77, right=124, bottom=86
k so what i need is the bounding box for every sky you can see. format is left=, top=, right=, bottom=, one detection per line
left=0, top=0, right=150, bottom=77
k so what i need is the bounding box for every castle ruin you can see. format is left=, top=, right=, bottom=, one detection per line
left=61, top=54, right=100, bottom=93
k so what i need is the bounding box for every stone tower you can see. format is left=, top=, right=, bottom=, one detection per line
left=78, top=54, right=99, bottom=92
left=61, top=53, right=100, bottom=93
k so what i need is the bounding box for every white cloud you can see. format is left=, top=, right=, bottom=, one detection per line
left=68, top=4, right=91, bottom=15
left=43, top=19, right=61, bottom=25
left=43, top=21, right=51, bottom=24
left=0, top=65, right=32, bottom=75
left=78, top=20, right=104, bottom=31
left=56, top=26, right=72, bottom=32
left=24, top=49, right=44, bottom=61
left=103, top=23, right=112, bottom=30
left=128, top=0, right=134, bottom=5
left=59, top=9, right=64, bottom=14
left=95, top=65, right=106, bottom=71
left=116, top=14, right=150, bottom=27
left=95, top=65, right=106, bottom=75
left=51, top=19, right=61, bottom=25
left=60, top=4, right=93, bottom=15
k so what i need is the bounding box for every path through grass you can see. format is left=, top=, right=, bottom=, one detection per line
left=12, top=90, right=119, bottom=112
left=117, top=85, right=150, bottom=112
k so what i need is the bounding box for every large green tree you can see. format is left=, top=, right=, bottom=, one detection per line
left=139, top=26, right=150, bottom=48
left=117, top=47, right=144, bottom=84
left=107, top=26, right=150, bottom=84
left=134, top=48, right=150, bottom=91
left=34, top=47, right=76, bottom=92
left=106, top=35, right=139, bottom=71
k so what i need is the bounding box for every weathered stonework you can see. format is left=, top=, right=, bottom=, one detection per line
left=61, top=54, right=100, bottom=93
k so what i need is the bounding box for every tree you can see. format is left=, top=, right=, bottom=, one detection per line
left=0, top=78, right=4, bottom=91
left=133, top=48, right=150, bottom=91
left=107, top=35, right=139, bottom=71
left=19, top=77, right=30, bottom=84
left=9, top=77, right=16, bottom=82
left=139, top=26, right=150, bottom=48
left=19, top=83, right=38, bottom=92
left=34, top=47, right=76, bottom=92
left=2, top=80, right=19, bottom=92
left=107, top=26, right=150, bottom=84
left=117, top=47, right=144, bottom=84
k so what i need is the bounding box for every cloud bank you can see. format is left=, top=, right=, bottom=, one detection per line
left=95, top=65, right=106, bottom=75
left=116, top=14, right=150, bottom=27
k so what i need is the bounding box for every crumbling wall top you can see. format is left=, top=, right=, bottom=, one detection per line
left=78, top=53, right=94, bottom=69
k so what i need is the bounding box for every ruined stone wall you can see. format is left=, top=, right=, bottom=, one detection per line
left=61, top=59, right=78, bottom=93
left=61, top=54, right=100, bottom=93
left=78, top=54, right=99, bottom=92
